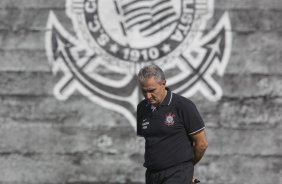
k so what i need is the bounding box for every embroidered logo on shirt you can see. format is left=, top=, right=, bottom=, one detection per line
left=164, top=113, right=176, bottom=126
left=142, top=119, right=149, bottom=129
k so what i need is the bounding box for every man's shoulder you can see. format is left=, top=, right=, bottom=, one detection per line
left=172, top=92, right=194, bottom=106
left=137, top=99, right=148, bottom=109
left=137, top=99, right=149, bottom=120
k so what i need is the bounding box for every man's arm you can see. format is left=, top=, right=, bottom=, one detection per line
left=191, top=130, right=208, bottom=165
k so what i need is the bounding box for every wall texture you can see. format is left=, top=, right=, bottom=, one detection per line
left=0, top=0, right=282, bottom=184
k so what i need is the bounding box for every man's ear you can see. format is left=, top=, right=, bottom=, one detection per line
left=162, top=80, right=166, bottom=86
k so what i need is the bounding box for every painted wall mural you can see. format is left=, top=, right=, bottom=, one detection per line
left=45, top=0, right=232, bottom=130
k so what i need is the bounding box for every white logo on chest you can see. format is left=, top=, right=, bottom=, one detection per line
left=164, top=113, right=176, bottom=126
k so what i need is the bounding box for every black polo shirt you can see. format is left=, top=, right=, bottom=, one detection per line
left=137, top=90, right=205, bottom=171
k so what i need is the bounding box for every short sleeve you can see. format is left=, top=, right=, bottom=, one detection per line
left=180, top=100, right=205, bottom=135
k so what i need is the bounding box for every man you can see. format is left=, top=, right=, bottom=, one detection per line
left=136, top=64, right=208, bottom=184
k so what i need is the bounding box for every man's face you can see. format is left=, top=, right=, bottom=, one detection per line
left=139, top=77, right=167, bottom=107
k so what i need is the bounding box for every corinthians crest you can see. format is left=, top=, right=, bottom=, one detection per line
left=46, top=0, right=232, bottom=130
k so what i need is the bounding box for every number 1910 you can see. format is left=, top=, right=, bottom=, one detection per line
left=123, top=47, right=160, bottom=62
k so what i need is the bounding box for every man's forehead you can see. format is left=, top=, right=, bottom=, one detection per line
left=144, top=76, right=158, bottom=82
left=140, top=81, right=161, bottom=88
left=141, top=86, right=156, bottom=90
left=142, top=77, right=165, bottom=84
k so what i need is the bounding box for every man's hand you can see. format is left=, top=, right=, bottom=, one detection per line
left=192, top=177, right=201, bottom=183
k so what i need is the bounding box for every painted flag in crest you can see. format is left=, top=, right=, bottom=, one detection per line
left=115, top=0, right=178, bottom=37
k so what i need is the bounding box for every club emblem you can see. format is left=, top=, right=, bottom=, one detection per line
left=164, top=113, right=176, bottom=126
left=45, top=0, right=232, bottom=130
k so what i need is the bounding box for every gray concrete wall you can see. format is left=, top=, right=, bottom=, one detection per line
left=0, top=0, right=281, bottom=184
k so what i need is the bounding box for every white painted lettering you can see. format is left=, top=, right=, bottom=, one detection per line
left=97, top=34, right=110, bottom=46
left=170, top=29, right=184, bottom=42
left=85, top=1, right=97, bottom=13
left=88, top=18, right=100, bottom=32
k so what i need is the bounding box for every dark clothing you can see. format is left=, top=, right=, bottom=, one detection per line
left=137, top=91, right=205, bottom=171
left=146, top=161, right=194, bottom=184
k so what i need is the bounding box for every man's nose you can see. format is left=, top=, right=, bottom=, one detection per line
left=145, top=92, right=152, bottom=99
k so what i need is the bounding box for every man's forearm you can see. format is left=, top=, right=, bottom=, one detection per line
left=191, top=130, right=208, bottom=165
left=193, top=143, right=208, bottom=165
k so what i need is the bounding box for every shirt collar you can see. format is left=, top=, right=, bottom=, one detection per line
left=145, top=89, right=173, bottom=108
left=160, top=89, right=173, bottom=106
